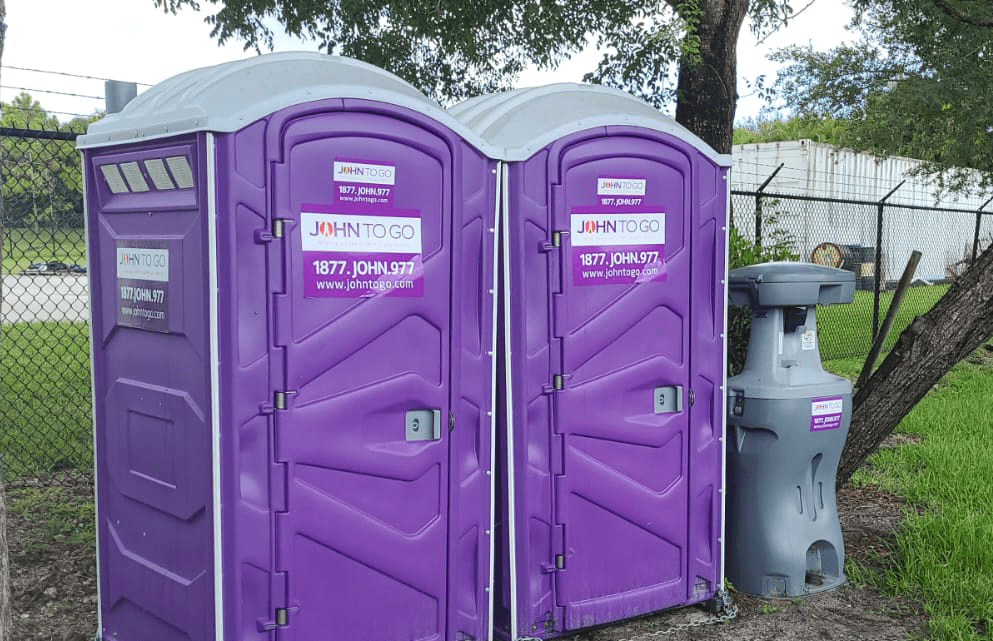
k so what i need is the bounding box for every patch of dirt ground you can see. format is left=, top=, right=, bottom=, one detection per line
left=558, top=483, right=926, bottom=641
left=6, top=480, right=925, bottom=641
left=7, top=476, right=97, bottom=641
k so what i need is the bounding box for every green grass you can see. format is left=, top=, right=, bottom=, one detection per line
left=8, top=485, right=96, bottom=553
left=0, top=321, right=93, bottom=480
left=1, top=226, right=86, bottom=273
left=846, top=355, right=993, bottom=641
left=817, top=284, right=949, bottom=360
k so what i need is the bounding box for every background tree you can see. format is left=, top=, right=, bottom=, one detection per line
left=153, top=0, right=798, bottom=154
left=0, top=94, right=90, bottom=232
left=770, top=0, right=993, bottom=192
left=767, top=0, right=993, bottom=483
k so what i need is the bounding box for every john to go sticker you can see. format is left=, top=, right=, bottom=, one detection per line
left=301, top=208, right=424, bottom=298
left=116, top=244, right=170, bottom=333
left=810, top=397, right=844, bottom=432
left=571, top=210, right=666, bottom=286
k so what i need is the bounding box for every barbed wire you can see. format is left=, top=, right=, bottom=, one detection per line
left=0, top=85, right=103, bottom=101
left=1, top=104, right=95, bottom=120
left=2, top=64, right=153, bottom=87
left=731, top=157, right=989, bottom=204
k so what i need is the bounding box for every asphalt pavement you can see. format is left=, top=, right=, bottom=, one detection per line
left=2, top=274, right=90, bottom=323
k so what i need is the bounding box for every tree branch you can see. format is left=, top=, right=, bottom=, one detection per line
left=756, top=0, right=818, bottom=45
left=931, top=0, right=993, bottom=26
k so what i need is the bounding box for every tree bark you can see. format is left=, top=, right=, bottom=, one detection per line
left=674, top=0, right=749, bottom=155
left=838, top=243, right=993, bottom=485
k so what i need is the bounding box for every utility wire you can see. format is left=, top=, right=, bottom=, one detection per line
left=2, top=64, right=152, bottom=87
left=0, top=85, right=103, bottom=100
left=2, top=104, right=95, bottom=119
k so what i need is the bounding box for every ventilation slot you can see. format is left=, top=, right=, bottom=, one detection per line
left=99, top=164, right=130, bottom=194
left=120, top=162, right=150, bottom=192
left=143, top=159, right=175, bottom=190
left=166, top=156, right=195, bottom=189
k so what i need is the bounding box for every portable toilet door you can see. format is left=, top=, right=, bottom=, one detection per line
left=78, top=52, right=499, bottom=641
left=452, top=85, right=731, bottom=639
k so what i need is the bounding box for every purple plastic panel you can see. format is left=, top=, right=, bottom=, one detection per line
left=213, top=118, right=278, bottom=641
left=86, top=137, right=215, bottom=641
left=677, top=132, right=727, bottom=607
left=500, top=128, right=725, bottom=639
left=243, top=99, right=496, bottom=641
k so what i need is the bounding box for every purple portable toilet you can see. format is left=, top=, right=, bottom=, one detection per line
left=78, top=52, right=499, bottom=641
left=451, top=85, right=731, bottom=639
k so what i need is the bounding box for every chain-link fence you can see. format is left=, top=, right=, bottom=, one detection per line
left=731, top=190, right=993, bottom=361
left=0, top=123, right=90, bottom=484
left=1, top=123, right=991, bottom=482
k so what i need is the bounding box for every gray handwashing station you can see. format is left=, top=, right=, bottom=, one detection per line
left=725, top=262, right=855, bottom=597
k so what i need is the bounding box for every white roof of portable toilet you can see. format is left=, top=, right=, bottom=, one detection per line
left=450, top=83, right=731, bottom=166
left=78, top=51, right=489, bottom=150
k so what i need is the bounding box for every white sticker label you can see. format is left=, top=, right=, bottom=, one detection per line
left=116, top=247, right=169, bottom=282
left=301, top=212, right=421, bottom=254
left=802, top=329, right=817, bottom=350
left=333, top=161, right=396, bottom=185
left=571, top=212, right=665, bottom=247
left=597, top=177, right=646, bottom=196
left=812, top=398, right=844, bottom=416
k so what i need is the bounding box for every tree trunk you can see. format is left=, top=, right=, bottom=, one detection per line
left=838, top=244, right=993, bottom=485
left=674, top=0, right=749, bottom=155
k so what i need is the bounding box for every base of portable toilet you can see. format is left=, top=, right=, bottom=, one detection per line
left=80, top=53, right=499, bottom=641
left=453, top=85, right=732, bottom=639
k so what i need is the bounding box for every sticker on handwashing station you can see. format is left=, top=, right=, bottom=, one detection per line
left=301, top=206, right=423, bottom=298
left=810, top=397, right=844, bottom=432
left=333, top=159, right=395, bottom=206
left=571, top=209, right=666, bottom=286
left=116, top=243, right=170, bottom=333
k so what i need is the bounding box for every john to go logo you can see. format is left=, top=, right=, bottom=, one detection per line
left=597, top=177, right=646, bottom=196
left=309, top=218, right=417, bottom=241
left=333, top=160, right=396, bottom=185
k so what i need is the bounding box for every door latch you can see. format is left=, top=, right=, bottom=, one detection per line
left=406, top=409, right=442, bottom=441
left=654, top=386, right=684, bottom=414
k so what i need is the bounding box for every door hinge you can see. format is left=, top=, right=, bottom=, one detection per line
left=731, top=390, right=744, bottom=416
left=254, top=218, right=286, bottom=244
left=541, top=554, right=565, bottom=573
left=540, top=231, right=567, bottom=252
left=258, top=606, right=298, bottom=631
left=689, top=388, right=696, bottom=407
left=542, top=373, right=568, bottom=394
left=261, top=390, right=297, bottom=414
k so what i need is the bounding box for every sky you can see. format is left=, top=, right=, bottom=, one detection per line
left=1, top=0, right=855, bottom=125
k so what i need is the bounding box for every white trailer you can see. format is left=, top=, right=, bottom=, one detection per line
left=732, top=140, right=990, bottom=283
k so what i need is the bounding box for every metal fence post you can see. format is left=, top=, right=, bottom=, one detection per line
left=754, top=163, right=783, bottom=250
left=972, top=196, right=993, bottom=263
left=873, top=180, right=905, bottom=340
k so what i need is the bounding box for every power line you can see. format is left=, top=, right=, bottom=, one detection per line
left=0, top=85, right=103, bottom=101
left=2, top=64, right=152, bottom=87
left=2, top=104, right=95, bottom=119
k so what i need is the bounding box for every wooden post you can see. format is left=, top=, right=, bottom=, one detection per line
left=857, top=250, right=922, bottom=391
